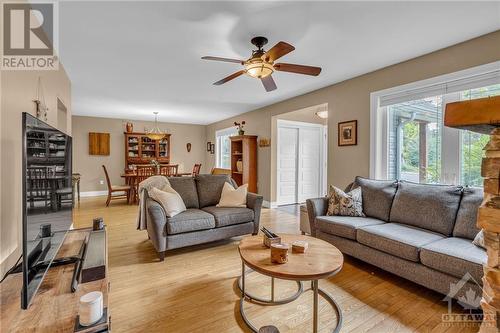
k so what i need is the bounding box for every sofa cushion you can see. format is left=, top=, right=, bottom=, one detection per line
left=316, top=216, right=385, bottom=240
left=389, top=182, right=462, bottom=236
left=166, top=209, right=215, bottom=234
left=326, top=185, right=365, bottom=217
left=167, top=177, right=199, bottom=209
left=354, top=177, right=398, bottom=221
left=202, top=206, right=254, bottom=228
left=195, top=174, right=233, bottom=208
left=357, top=223, right=444, bottom=262
left=453, top=187, right=483, bottom=240
left=420, top=237, right=486, bottom=283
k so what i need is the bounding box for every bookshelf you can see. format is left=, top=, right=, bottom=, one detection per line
left=230, top=135, right=257, bottom=193
left=124, top=132, right=171, bottom=169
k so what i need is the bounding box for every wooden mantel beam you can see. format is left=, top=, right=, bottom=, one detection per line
left=444, top=95, right=500, bottom=134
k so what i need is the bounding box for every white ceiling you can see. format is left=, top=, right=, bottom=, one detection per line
left=59, top=1, right=500, bottom=125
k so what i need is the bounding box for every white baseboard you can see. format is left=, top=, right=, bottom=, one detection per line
left=80, top=191, right=126, bottom=197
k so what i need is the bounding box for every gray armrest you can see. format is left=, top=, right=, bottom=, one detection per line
left=146, top=198, right=168, bottom=252
left=247, top=192, right=263, bottom=235
left=306, top=197, right=328, bottom=237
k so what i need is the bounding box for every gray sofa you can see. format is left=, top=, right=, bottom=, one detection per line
left=146, top=174, right=263, bottom=261
left=306, top=177, right=487, bottom=303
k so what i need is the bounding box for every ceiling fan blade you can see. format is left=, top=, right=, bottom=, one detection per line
left=213, top=70, right=246, bottom=85
left=261, top=75, right=277, bottom=92
left=262, top=42, right=295, bottom=62
left=274, top=63, right=322, bottom=76
left=201, top=56, right=244, bottom=64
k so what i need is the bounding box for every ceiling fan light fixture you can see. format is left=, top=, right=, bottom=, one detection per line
left=244, top=59, right=274, bottom=78
left=146, top=112, right=166, bottom=140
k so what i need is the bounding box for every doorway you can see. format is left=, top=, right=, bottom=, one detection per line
left=276, top=119, right=326, bottom=205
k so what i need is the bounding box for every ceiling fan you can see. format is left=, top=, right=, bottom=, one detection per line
left=202, top=36, right=321, bottom=92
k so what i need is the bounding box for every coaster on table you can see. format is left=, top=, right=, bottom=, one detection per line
left=292, top=240, right=308, bottom=253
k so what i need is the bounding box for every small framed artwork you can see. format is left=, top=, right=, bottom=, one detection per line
left=210, top=143, right=215, bottom=154
left=338, top=120, right=357, bottom=146
left=207, top=142, right=212, bottom=152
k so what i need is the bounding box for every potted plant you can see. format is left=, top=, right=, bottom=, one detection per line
left=234, top=121, right=246, bottom=135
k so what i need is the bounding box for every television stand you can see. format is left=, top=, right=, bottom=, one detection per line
left=1, top=227, right=109, bottom=332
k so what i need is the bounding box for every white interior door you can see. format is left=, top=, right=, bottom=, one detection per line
left=277, top=121, right=325, bottom=205
left=298, top=127, right=321, bottom=202
left=277, top=127, right=298, bottom=205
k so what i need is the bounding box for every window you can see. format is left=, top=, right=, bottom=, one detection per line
left=215, top=127, right=237, bottom=168
left=371, top=62, right=500, bottom=187
left=459, top=84, right=500, bottom=186
left=388, top=96, right=442, bottom=183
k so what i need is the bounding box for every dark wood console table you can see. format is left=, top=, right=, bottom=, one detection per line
left=0, top=228, right=110, bottom=332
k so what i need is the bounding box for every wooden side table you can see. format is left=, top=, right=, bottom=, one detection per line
left=238, top=234, right=344, bottom=333
left=1, top=228, right=110, bottom=332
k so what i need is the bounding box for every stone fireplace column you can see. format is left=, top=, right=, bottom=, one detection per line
left=479, top=128, right=500, bottom=332
left=444, top=95, right=499, bottom=331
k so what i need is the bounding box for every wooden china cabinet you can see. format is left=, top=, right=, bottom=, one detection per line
left=230, top=135, right=257, bottom=193
left=124, top=132, right=171, bottom=169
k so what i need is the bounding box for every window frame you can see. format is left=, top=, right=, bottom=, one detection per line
left=370, top=61, right=500, bottom=183
left=215, top=127, right=238, bottom=168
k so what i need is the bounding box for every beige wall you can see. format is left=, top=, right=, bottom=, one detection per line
left=0, top=68, right=72, bottom=276
left=275, top=104, right=328, bottom=126
left=206, top=30, right=500, bottom=202
left=72, top=116, right=207, bottom=193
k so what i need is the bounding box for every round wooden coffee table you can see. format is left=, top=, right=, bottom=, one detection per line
left=238, top=234, right=344, bottom=333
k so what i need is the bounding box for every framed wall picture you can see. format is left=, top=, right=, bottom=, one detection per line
left=338, top=120, right=357, bottom=146
left=207, top=142, right=212, bottom=151
left=210, top=143, right=215, bottom=154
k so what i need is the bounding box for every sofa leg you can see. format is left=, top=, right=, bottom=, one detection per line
left=158, top=251, right=165, bottom=261
left=252, top=232, right=258, bottom=236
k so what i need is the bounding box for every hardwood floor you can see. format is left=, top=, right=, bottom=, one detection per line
left=73, top=197, right=480, bottom=333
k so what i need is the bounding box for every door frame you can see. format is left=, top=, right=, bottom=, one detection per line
left=276, top=119, right=326, bottom=206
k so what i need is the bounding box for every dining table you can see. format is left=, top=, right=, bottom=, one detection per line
left=120, top=171, right=193, bottom=204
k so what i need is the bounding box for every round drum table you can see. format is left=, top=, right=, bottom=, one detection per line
left=238, top=234, right=344, bottom=333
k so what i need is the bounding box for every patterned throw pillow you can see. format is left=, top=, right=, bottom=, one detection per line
left=327, top=185, right=365, bottom=217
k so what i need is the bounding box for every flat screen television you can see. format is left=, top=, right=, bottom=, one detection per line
left=21, top=113, right=73, bottom=309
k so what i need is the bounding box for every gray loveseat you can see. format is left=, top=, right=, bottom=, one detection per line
left=146, top=174, right=263, bottom=261
left=306, top=177, right=486, bottom=302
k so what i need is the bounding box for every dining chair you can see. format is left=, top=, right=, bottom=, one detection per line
left=133, top=165, right=157, bottom=202
left=192, top=163, right=202, bottom=176
left=102, top=165, right=132, bottom=206
left=26, top=166, right=51, bottom=211
left=159, top=164, right=178, bottom=177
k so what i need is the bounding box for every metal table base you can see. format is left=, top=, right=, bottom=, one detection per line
left=238, top=262, right=342, bottom=333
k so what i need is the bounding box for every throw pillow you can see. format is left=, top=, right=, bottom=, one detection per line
left=327, top=185, right=365, bottom=217
left=217, top=182, right=248, bottom=208
left=472, top=230, right=486, bottom=250
left=148, top=186, right=186, bottom=217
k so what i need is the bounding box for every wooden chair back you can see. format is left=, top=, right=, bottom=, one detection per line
left=27, top=166, right=50, bottom=197
left=159, top=164, right=178, bottom=177
left=102, top=165, right=113, bottom=192
left=192, top=164, right=202, bottom=176
left=136, top=165, right=156, bottom=184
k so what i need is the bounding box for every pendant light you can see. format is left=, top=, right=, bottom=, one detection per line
left=146, top=112, right=166, bottom=140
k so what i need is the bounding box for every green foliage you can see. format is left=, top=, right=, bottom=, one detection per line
left=461, top=132, right=488, bottom=186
